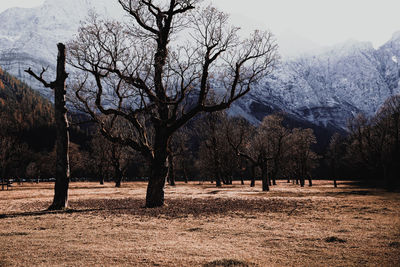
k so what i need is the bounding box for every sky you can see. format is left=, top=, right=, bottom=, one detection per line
left=1, top=0, right=400, bottom=50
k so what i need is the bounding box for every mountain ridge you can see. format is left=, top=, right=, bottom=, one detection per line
left=1, top=0, right=399, bottom=131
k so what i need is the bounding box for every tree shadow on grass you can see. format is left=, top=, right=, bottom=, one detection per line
left=0, top=197, right=304, bottom=220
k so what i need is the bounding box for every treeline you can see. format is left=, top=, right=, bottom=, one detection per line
left=62, top=111, right=320, bottom=190
left=2, top=67, right=399, bottom=189
left=0, top=67, right=55, bottom=179
left=326, top=95, right=400, bottom=189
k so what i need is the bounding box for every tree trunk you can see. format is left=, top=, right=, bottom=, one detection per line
left=241, top=177, right=244, bottom=185
left=145, top=133, right=168, bottom=208
left=215, top=173, right=222, bottom=187
left=261, top=165, right=269, bottom=192
left=334, top=179, right=337, bottom=188
left=115, top=166, right=122, bottom=188
left=183, top=165, right=188, bottom=183
left=308, top=176, right=312, bottom=187
left=48, top=43, right=70, bottom=211
left=250, top=165, right=256, bottom=187
left=300, top=177, right=305, bottom=187
left=168, top=155, right=176, bottom=186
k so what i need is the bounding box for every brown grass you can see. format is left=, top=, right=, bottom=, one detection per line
left=0, top=180, right=399, bottom=266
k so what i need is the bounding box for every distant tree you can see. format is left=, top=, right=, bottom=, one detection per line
left=167, top=127, right=190, bottom=186
left=25, top=43, right=70, bottom=210
left=69, top=1, right=277, bottom=207
left=326, top=133, right=346, bottom=188
left=91, top=131, right=132, bottom=187
left=69, top=142, right=90, bottom=180
left=196, top=111, right=228, bottom=187
left=258, top=114, right=290, bottom=186
left=288, top=128, right=318, bottom=187
left=91, top=133, right=112, bottom=184
left=346, top=95, right=400, bottom=188
left=227, top=116, right=273, bottom=191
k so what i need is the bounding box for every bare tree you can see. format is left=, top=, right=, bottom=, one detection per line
left=326, top=133, right=344, bottom=188
left=167, top=127, right=190, bottom=186
left=227, top=116, right=273, bottom=191
left=258, top=114, right=290, bottom=186
left=25, top=43, right=70, bottom=210
left=288, top=128, right=318, bottom=187
left=69, top=1, right=277, bottom=207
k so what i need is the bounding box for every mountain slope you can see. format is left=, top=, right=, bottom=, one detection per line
left=235, top=34, right=400, bottom=130
left=0, top=0, right=123, bottom=99
left=0, top=66, right=55, bottom=150
left=1, top=0, right=400, bottom=131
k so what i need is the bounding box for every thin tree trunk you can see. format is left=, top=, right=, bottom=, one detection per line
left=215, top=173, right=222, bottom=187
left=300, top=177, right=305, bottom=187
left=261, top=165, right=269, bottom=192
left=183, top=164, right=188, bottom=183
left=168, top=155, right=176, bottom=186
left=250, top=165, right=256, bottom=187
left=334, top=179, right=337, bottom=188
left=115, top=166, right=122, bottom=188
left=48, top=43, right=70, bottom=210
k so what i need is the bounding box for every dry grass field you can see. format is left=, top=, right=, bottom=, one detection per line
left=0, top=180, right=399, bottom=266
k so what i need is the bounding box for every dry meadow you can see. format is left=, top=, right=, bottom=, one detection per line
left=0, top=180, right=399, bottom=266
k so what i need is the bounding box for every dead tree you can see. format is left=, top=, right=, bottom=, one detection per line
left=25, top=43, right=70, bottom=210
left=69, top=1, right=277, bottom=207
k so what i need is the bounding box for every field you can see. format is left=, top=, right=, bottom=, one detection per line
left=0, top=180, right=399, bottom=266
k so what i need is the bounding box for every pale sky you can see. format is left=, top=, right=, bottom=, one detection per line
left=1, top=0, right=400, bottom=49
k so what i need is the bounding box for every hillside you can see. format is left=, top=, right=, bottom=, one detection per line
left=0, top=67, right=55, bottom=150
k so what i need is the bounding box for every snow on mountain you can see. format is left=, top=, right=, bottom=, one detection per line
left=235, top=36, right=400, bottom=130
left=0, top=0, right=123, bottom=98
left=1, top=0, right=400, bottom=131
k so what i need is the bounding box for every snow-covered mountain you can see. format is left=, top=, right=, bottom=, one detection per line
left=235, top=34, right=400, bottom=130
left=1, top=0, right=400, bottom=131
left=0, top=0, right=123, bottom=98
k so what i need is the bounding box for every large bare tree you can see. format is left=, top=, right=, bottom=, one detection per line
left=69, top=0, right=277, bottom=207
left=25, top=43, right=70, bottom=210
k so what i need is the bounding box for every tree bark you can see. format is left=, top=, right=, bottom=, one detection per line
left=145, top=132, right=168, bottom=208
left=168, top=155, right=176, bottom=186
left=115, top=166, right=123, bottom=188
left=250, top=165, right=256, bottom=187
left=183, top=164, right=188, bottom=183
left=300, top=177, right=305, bottom=187
left=48, top=43, right=70, bottom=210
left=261, top=165, right=269, bottom=192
